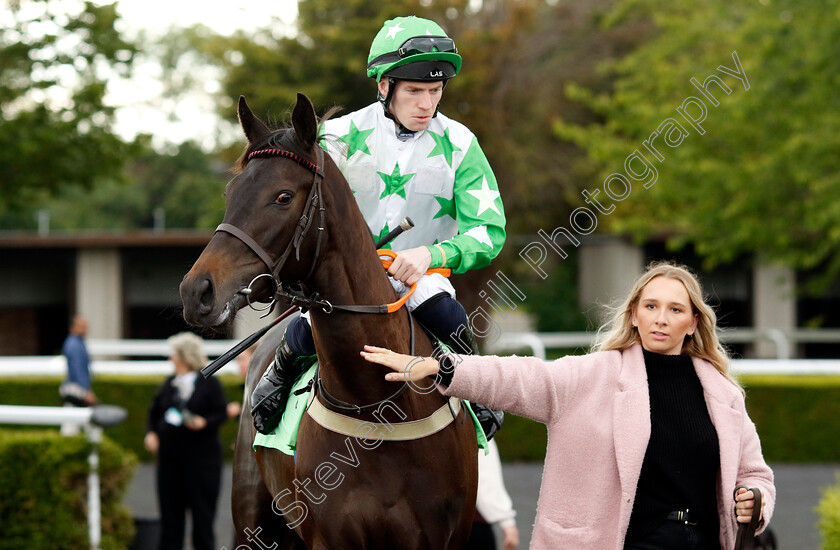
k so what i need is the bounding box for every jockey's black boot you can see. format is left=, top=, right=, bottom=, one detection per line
left=251, top=332, right=311, bottom=435
left=443, top=325, right=505, bottom=441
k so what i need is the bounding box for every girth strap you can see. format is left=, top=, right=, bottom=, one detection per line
left=306, top=387, right=462, bottom=441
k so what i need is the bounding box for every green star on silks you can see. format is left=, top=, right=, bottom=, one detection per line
left=378, top=162, right=414, bottom=200
left=376, top=223, right=392, bottom=249
left=337, top=121, right=374, bottom=159
left=427, top=128, right=461, bottom=167
left=433, top=194, right=456, bottom=220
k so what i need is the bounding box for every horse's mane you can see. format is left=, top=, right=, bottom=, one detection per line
left=233, top=105, right=344, bottom=175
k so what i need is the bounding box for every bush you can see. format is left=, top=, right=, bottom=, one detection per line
left=0, top=375, right=244, bottom=462
left=0, top=429, right=137, bottom=550
left=2, top=374, right=839, bottom=463
left=818, top=474, right=840, bottom=550
left=493, top=374, right=840, bottom=463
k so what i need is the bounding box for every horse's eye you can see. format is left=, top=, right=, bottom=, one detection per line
left=274, top=191, right=294, bottom=205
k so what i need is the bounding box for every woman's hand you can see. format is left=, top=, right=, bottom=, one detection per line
left=144, top=431, right=159, bottom=455
left=185, top=414, right=207, bottom=431
left=360, top=345, right=439, bottom=382
left=735, top=487, right=765, bottom=523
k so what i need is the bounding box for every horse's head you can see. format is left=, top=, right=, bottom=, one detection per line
left=180, top=93, right=325, bottom=328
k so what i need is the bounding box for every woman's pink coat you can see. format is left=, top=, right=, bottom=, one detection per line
left=443, top=344, right=774, bottom=549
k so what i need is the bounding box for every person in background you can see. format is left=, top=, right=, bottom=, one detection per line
left=468, top=438, right=519, bottom=550
left=59, top=314, right=96, bottom=435
left=144, top=332, right=228, bottom=550
left=362, top=261, right=774, bottom=549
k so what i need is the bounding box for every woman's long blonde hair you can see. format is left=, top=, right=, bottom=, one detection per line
left=593, top=261, right=742, bottom=393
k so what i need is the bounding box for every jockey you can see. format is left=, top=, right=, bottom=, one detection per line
left=251, top=16, right=507, bottom=438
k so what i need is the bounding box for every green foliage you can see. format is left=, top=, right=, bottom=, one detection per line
left=0, top=375, right=244, bottom=461
left=819, top=474, right=840, bottom=550
left=0, top=429, right=136, bottom=550
left=493, top=374, right=840, bottom=462
left=556, top=0, right=840, bottom=284
left=520, top=254, right=590, bottom=332
left=162, top=0, right=627, bottom=241
left=0, top=0, right=137, bottom=212
left=0, top=139, right=228, bottom=231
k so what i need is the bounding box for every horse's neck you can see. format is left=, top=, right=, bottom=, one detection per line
left=305, top=179, right=415, bottom=404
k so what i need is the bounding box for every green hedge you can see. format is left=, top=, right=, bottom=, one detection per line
left=0, top=375, right=245, bottom=462
left=2, top=374, right=840, bottom=463
left=495, top=374, right=840, bottom=463
left=0, top=429, right=136, bottom=550
left=818, top=473, right=840, bottom=550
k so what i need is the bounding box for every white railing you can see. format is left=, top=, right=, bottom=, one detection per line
left=4, top=330, right=840, bottom=377
left=0, top=405, right=127, bottom=550
left=484, top=330, right=840, bottom=374
left=0, top=338, right=242, bottom=377
left=86, top=339, right=239, bottom=358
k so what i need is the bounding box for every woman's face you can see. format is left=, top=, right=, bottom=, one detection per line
left=632, top=276, right=699, bottom=355
left=170, top=353, right=189, bottom=374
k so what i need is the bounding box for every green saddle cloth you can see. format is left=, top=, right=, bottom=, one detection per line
left=253, top=361, right=488, bottom=455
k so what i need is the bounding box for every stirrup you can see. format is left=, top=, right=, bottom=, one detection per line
left=473, top=403, right=504, bottom=441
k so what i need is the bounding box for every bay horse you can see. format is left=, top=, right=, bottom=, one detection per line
left=180, top=94, right=478, bottom=549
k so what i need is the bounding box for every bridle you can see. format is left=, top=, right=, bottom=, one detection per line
left=215, top=145, right=326, bottom=313
left=215, top=143, right=417, bottom=414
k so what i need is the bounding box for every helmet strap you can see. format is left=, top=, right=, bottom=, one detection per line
left=378, top=77, right=399, bottom=124
left=378, top=77, right=447, bottom=126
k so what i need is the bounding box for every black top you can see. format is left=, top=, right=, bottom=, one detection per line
left=625, top=349, right=720, bottom=547
left=147, top=373, right=228, bottom=462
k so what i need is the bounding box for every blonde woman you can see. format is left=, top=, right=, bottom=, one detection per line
left=144, top=332, right=228, bottom=550
left=362, top=262, right=774, bottom=550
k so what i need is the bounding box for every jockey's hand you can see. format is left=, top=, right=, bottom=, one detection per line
left=361, top=345, right=439, bottom=382
left=387, top=246, right=431, bottom=286
left=735, top=487, right=765, bottom=523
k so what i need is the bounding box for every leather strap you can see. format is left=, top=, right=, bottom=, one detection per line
left=734, top=486, right=763, bottom=550
left=216, top=223, right=275, bottom=273
left=306, top=388, right=462, bottom=441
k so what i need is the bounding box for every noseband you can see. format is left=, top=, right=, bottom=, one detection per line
left=216, top=146, right=326, bottom=311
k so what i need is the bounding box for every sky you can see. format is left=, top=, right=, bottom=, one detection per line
left=105, top=0, right=299, bottom=149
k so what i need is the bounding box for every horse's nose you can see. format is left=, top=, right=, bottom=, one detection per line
left=196, top=276, right=215, bottom=316
left=180, top=273, right=216, bottom=323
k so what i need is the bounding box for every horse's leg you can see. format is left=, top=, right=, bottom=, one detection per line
left=233, top=334, right=305, bottom=549
left=254, top=447, right=306, bottom=548
left=231, top=414, right=292, bottom=547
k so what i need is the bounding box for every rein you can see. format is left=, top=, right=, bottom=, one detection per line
left=277, top=249, right=452, bottom=315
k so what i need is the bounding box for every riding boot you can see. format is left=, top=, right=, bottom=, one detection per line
left=251, top=332, right=312, bottom=435
left=441, top=325, right=505, bottom=442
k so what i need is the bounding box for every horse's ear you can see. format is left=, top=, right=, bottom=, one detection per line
left=238, top=96, right=271, bottom=144
left=291, top=93, right=318, bottom=149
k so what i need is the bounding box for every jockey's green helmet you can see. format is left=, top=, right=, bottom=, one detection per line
left=366, top=16, right=462, bottom=82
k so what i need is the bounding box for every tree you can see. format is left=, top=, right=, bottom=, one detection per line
left=10, top=138, right=228, bottom=231
left=555, top=0, right=840, bottom=285
left=0, top=0, right=137, bottom=212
